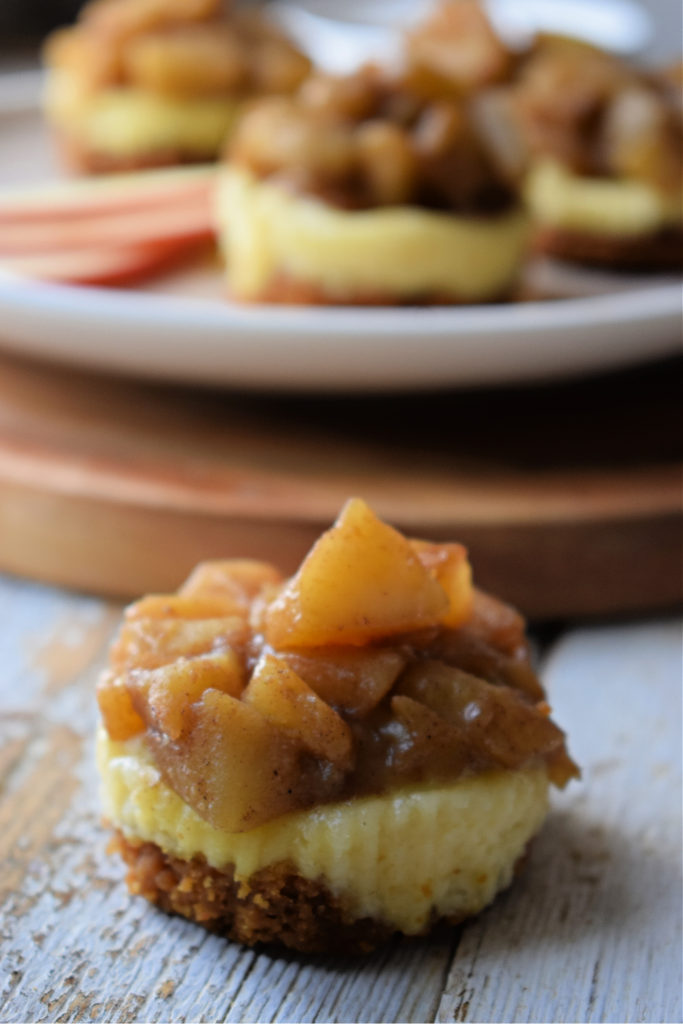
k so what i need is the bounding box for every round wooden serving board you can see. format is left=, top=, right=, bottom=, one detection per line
left=0, top=350, right=680, bottom=619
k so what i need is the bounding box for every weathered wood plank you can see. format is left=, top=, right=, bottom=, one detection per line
left=436, top=619, right=682, bottom=1024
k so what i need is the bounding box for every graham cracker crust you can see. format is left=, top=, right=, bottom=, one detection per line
left=234, top=272, right=516, bottom=306
left=109, top=831, right=395, bottom=954
left=534, top=225, right=683, bottom=271
left=57, top=134, right=217, bottom=175
left=107, top=831, right=531, bottom=953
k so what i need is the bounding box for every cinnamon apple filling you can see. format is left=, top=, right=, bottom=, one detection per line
left=97, top=500, right=577, bottom=948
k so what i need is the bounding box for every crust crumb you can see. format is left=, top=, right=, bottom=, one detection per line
left=111, top=831, right=396, bottom=953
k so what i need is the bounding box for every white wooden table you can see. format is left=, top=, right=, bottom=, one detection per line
left=0, top=571, right=680, bottom=1023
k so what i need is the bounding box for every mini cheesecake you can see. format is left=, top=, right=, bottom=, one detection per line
left=513, top=39, right=683, bottom=270
left=525, top=159, right=683, bottom=270
left=43, top=0, right=311, bottom=173
left=216, top=6, right=530, bottom=307
left=217, top=83, right=529, bottom=304
left=97, top=498, right=578, bottom=953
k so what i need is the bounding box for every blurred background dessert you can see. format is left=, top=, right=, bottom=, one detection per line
left=0, top=0, right=680, bottom=293
left=514, top=38, right=682, bottom=270
left=217, top=9, right=530, bottom=306
left=41, top=0, right=312, bottom=172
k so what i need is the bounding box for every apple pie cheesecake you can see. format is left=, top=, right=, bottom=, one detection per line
left=97, top=498, right=578, bottom=953
left=513, top=38, right=683, bottom=270
left=43, top=0, right=311, bottom=173
left=215, top=2, right=531, bottom=305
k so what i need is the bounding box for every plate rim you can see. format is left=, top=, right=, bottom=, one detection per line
left=0, top=265, right=680, bottom=335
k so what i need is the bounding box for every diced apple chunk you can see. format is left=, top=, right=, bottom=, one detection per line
left=410, top=539, right=473, bottom=628
left=265, top=498, right=449, bottom=648
left=128, top=650, right=244, bottom=740
left=148, top=688, right=319, bottom=832
left=406, top=0, right=511, bottom=90
left=244, top=654, right=353, bottom=769
left=390, top=694, right=469, bottom=780
left=428, top=626, right=544, bottom=700
left=126, top=593, right=247, bottom=621
left=179, top=559, right=284, bottom=606
left=97, top=670, right=145, bottom=741
left=110, top=616, right=249, bottom=671
left=279, top=646, right=405, bottom=717
left=395, top=660, right=576, bottom=784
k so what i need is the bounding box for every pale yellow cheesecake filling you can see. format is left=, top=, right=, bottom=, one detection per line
left=217, top=165, right=529, bottom=301
left=97, top=727, right=550, bottom=934
left=45, top=70, right=241, bottom=159
left=526, top=159, right=683, bottom=237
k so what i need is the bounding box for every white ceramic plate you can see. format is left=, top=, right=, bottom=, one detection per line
left=0, top=70, right=680, bottom=392
left=1, top=269, right=681, bottom=391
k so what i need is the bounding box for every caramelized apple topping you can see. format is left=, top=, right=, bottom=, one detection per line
left=128, top=650, right=245, bottom=741
left=243, top=654, right=353, bottom=770
left=83, top=0, right=220, bottom=41
left=146, top=688, right=341, bottom=832
left=46, top=0, right=311, bottom=100
left=229, top=60, right=520, bottom=214
left=509, top=36, right=683, bottom=189
left=99, top=499, right=578, bottom=831
left=111, top=616, right=249, bottom=673
left=404, top=0, right=514, bottom=95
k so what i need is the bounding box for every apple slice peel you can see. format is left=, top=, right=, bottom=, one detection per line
left=1, top=237, right=212, bottom=288
left=0, top=165, right=217, bottom=224
left=0, top=165, right=218, bottom=286
left=0, top=199, right=215, bottom=256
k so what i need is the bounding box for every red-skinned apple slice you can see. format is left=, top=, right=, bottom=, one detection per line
left=0, top=197, right=215, bottom=255
left=0, top=166, right=216, bottom=225
left=0, top=236, right=212, bottom=287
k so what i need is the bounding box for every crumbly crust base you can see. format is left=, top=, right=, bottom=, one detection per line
left=534, top=225, right=683, bottom=271
left=109, top=830, right=531, bottom=953
left=110, top=831, right=407, bottom=953
left=232, top=272, right=515, bottom=306
left=56, top=132, right=217, bottom=174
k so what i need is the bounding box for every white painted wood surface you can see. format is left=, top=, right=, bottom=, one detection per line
left=0, top=572, right=681, bottom=1024
left=438, top=620, right=682, bottom=1024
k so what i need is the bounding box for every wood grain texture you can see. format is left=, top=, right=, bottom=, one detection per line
left=0, top=573, right=681, bottom=1023
left=0, top=351, right=681, bottom=618
left=437, top=620, right=683, bottom=1024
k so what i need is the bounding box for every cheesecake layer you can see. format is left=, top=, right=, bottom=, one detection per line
left=217, top=166, right=529, bottom=302
left=45, top=70, right=241, bottom=159
left=98, top=727, right=550, bottom=934
left=526, top=159, right=682, bottom=238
